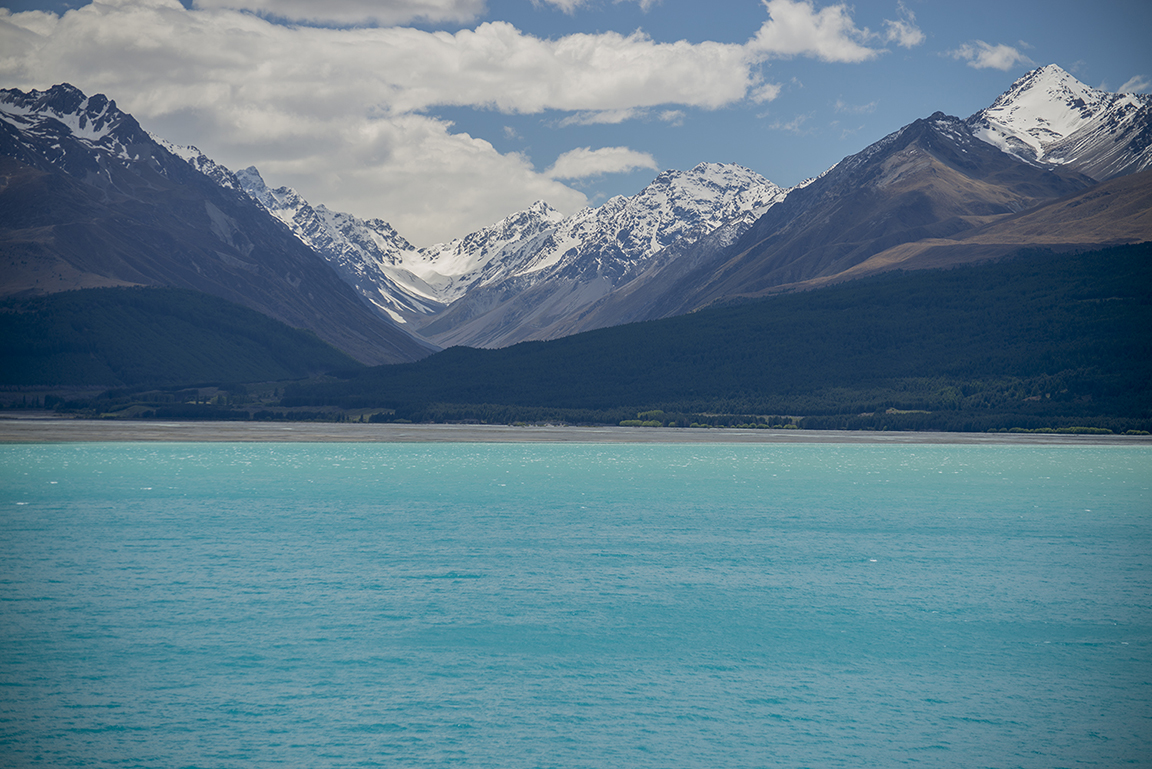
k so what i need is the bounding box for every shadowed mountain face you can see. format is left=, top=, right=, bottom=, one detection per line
left=0, top=84, right=435, bottom=365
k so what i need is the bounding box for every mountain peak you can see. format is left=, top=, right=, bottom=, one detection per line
left=967, top=63, right=1151, bottom=179
left=991, top=64, right=1105, bottom=113
left=968, top=64, right=1111, bottom=161
left=0, top=82, right=185, bottom=187
left=526, top=199, right=559, bottom=217
left=0, top=83, right=137, bottom=143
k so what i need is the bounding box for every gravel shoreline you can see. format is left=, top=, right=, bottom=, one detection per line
left=1, top=417, right=1147, bottom=445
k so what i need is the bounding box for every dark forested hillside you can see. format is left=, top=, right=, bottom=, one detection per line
left=1, top=286, right=360, bottom=387
left=281, top=244, right=1152, bottom=431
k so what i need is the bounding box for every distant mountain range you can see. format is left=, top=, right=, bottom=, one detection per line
left=2, top=65, right=1150, bottom=369
left=230, top=158, right=787, bottom=348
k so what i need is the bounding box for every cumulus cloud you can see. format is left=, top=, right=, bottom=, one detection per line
left=949, top=41, right=1032, bottom=71
left=883, top=3, right=924, bottom=49
left=1118, top=74, right=1151, bottom=94
left=749, top=0, right=879, bottom=63
left=0, top=0, right=900, bottom=243
left=191, top=0, right=486, bottom=26
left=546, top=146, right=659, bottom=179
left=747, top=0, right=925, bottom=60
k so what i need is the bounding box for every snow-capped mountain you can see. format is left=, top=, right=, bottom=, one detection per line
left=410, top=163, right=784, bottom=302
left=968, top=64, right=1151, bottom=180
left=0, top=83, right=197, bottom=191
left=232, top=166, right=444, bottom=324
left=572, top=109, right=1098, bottom=328
left=414, top=163, right=788, bottom=347
left=413, top=200, right=568, bottom=303
left=156, top=140, right=568, bottom=324
left=193, top=155, right=787, bottom=347
left=526, top=162, right=785, bottom=282
left=25, top=64, right=1139, bottom=359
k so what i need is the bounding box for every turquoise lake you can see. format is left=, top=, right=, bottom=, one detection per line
left=2, top=441, right=1150, bottom=767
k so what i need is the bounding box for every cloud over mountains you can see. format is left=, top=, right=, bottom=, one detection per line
left=0, top=0, right=919, bottom=244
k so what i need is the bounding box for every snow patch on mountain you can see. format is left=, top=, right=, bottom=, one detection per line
left=0, top=84, right=180, bottom=189
left=514, top=162, right=785, bottom=281
left=151, top=136, right=242, bottom=190
left=413, top=200, right=567, bottom=303
left=968, top=64, right=1152, bottom=179
left=0, top=84, right=131, bottom=159
left=969, top=64, right=1110, bottom=160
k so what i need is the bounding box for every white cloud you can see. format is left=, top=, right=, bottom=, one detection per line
left=535, top=0, right=661, bottom=12
left=557, top=108, right=646, bottom=127
left=769, top=112, right=813, bottom=134
left=750, top=81, right=783, bottom=102
left=0, top=0, right=899, bottom=243
left=883, top=3, right=924, bottom=49
left=191, top=0, right=486, bottom=26
left=747, top=0, right=924, bottom=60
left=1119, top=74, right=1151, bottom=94
left=749, top=0, right=879, bottom=63
left=534, top=0, right=585, bottom=12
left=833, top=98, right=876, bottom=114
left=546, top=146, right=658, bottom=179
left=949, top=41, right=1032, bottom=71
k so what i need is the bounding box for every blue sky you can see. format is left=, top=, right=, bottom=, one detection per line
left=1, top=0, right=1149, bottom=245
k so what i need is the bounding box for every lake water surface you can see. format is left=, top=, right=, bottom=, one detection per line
left=2, top=441, right=1149, bottom=767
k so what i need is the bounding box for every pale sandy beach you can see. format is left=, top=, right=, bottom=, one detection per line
left=1, top=416, right=1147, bottom=445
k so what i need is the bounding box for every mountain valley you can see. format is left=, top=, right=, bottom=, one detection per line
left=2, top=65, right=1150, bottom=430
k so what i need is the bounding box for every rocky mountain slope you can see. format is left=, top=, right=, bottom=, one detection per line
left=217, top=157, right=787, bottom=349
left=0, top=84, right=434, bottom=365
left=792, top=167, right=1152, bottom=287
left=186, top=148, right=783, bottom=349
left=233, top=165, right=444, bottom=325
